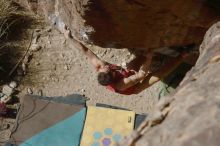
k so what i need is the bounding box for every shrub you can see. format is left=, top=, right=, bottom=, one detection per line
left=0, top=0, right=17, bottom=40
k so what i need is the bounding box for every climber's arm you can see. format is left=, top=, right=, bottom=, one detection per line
left=76, top=42, right=106, bottom=71
left=114, top=70, right=147, bottom=91
left=64, top=30, right=106, bottom=71
left=114, top=50, right=153, bottom=91
left=133, top=55, right=185, bottom=94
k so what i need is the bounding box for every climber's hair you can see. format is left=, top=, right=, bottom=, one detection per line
left=97, top=72, right=113, bottom=86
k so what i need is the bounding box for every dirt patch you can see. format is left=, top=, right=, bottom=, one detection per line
left=17, top=23, right=165, bottom=114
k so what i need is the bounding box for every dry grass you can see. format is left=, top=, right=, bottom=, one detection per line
left=0, top=0, right=17, bottom=39
left=0, top=0, right=37, bottom=82
left=0, top=0, right=17, bottom=78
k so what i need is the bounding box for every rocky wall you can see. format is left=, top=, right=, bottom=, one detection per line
left=15, top=0, right=220, bottom=51
left=119, top=21, right=220, bottom=146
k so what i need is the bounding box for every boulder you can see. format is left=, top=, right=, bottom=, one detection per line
left=119, top=21, right=220, bottom=146
left=15, top=0, right=220, bottom=50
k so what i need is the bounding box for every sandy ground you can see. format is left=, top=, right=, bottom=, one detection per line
left=17, top=24, right=164, bottom=115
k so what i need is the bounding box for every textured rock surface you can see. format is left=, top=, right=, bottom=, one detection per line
left=16, top=0, right=220, bottom=50
left=120, top=22, right=220, bottom=146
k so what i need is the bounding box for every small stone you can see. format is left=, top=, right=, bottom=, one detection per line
left=64, top=65, right=69, bottom=70
left=37, top=89, right=43, bottom=96
left=42, top=77, right=47, bottom=80
left=62, top=39, right=66, bottom=44
left=27, top=88, right=33, bottom=94
left=103, top=50, right=107, bottom=55
left=0, top=95, right=12, bottom=103
left=32, top=34, right=40, bottom=44
left=51, top=77, right=59, bottom=82
left=2, top=85, right=13, bottom=96
left=35, top=29, right=41, bottom=32
left=68, top=59, right=72, bottom=63
left=45, top=27, right=52, bottom=32
left=35, top=62, right=40, bottom=66
left=23, top=56, right=29, bottom=64
left=81, top=89, right=86, bottom=92
left=110, top=54, right=114, bottom=58
left=30, top=44, right=41, bottom=52
left=22, top=63, right=26, bottom=75
left=60, top=53, right=65, bottom=58
left=53, top=64, right=57, bottom=70
left=23, top=53, right=33, bottom=64
left=9, top=81, right=17, bottom=89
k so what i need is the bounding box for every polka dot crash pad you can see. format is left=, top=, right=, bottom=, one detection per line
left=80, top=106, right=135, bottom=146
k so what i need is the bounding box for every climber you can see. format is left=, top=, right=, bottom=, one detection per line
left=63, top=28, right=155, bottom=94
left=64, top=28, right=191, bottom=95
left=91, top=51, right=153, bottom=95
left=87, top=49, right=189, bottom=95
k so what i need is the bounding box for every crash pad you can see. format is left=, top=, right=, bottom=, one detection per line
left=10, top=94, right=86, bottom=146
left=80, top=106, right=135, bottom=146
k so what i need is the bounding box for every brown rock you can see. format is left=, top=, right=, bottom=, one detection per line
left=120, top=22, right=220, bottom=146
left=16, top=0, right=220, bottom=51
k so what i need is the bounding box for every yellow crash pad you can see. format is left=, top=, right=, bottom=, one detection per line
left=80, top=106, right=135, bottom=146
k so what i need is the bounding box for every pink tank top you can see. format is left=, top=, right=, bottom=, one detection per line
left=106, top=64, right=135, bottom=95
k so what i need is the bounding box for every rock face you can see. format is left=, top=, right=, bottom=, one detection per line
left=16, top=0, right=220, bottom=50
left=118, top=22, right=220, bottom=146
